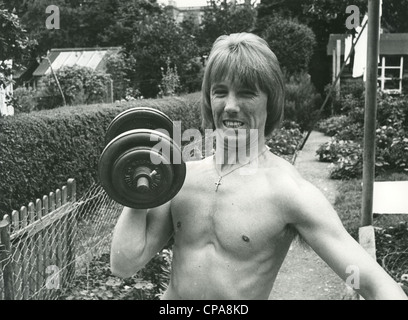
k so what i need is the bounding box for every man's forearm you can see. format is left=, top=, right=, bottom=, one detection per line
left=110, top=207, right=148, bottom=277
left=358, top=269, right=408, bottom=300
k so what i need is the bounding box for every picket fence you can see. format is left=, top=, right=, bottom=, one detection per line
left=0, top=179, right=77, bottom=300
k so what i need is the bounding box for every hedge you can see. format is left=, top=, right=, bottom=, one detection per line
left=0, top=93, right=202, bottom=218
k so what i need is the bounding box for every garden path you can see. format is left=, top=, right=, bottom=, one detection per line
left=268, top=130, right=357, bottom=300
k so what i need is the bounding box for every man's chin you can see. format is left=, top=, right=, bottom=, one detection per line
left=215, top=127, right=250, bottom=136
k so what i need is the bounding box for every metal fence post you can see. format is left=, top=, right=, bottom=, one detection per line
left=66, top=179, right=77, bottom=282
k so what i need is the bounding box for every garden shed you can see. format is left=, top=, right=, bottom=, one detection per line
left=327, top=33, right=408, bottom=94
left=18, top=47, right=121, bottom=90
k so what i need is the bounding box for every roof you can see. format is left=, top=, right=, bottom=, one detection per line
left=32, top=47, right=121, bottom=77
left=327, top=33, right=408, bottom=55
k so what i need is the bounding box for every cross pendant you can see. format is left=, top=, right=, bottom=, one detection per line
left=215, top=176, right=222, bottom=192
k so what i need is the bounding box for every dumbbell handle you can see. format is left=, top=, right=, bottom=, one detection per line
left=136, top=176, right=150, bottom=193
left=133, top=166, right=152, bottom=193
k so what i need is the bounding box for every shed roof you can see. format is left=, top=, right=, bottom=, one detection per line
left=327, top=33, right=408, bottom=55
left=32, top=47, right=121, bottom=77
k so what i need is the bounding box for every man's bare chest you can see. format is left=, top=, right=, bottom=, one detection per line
left=170, top=171, right=291, bottom=258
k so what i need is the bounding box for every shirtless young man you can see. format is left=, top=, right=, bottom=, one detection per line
left=110, top=33, right=407, bottom=300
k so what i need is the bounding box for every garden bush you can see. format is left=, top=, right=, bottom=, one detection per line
left=316, top=138, right=362, bottom=163
left=316, top=92, right=408, bottom=179
left=258, top=14, right=316, bottom=76
left=267, top=121, right=304, bottom=160
left=59, top=249, right=172, bottom=300
left=9, top=87, right=39, bottom=114
left=36, top=65, right=112, bottom=110
left=316, top=115, right=351, bottom=137
left=284, top=72, right=322, bottom=132
left=323, top=80, right=365, bottom=116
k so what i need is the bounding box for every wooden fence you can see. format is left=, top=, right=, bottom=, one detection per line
left=0, top=178, right=77, bottom=300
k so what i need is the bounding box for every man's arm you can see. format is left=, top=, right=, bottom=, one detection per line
left=110, top=202, right=173, bottom=278
left=287, top=178, right=407, bottom=300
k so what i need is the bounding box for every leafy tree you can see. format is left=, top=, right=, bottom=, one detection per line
left=103, top=0, right=199, bottom=98
left=198, top=0, right=257, bottom=55
left=381, top=0, right=408, bottom=33
left=18, top=0, right=90, bottom=57
left=256, top=0, right=367, bottom=92
left=13, top=0, right=124, bottom=60
left=0, top=3, right=30, bottom=88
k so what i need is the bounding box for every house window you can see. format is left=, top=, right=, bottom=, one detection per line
left=378, top=55, right=404, bottom=94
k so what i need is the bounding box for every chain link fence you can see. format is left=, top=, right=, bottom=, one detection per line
left=0, top=179, right=123, bottom=300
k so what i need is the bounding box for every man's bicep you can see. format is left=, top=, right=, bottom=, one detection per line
left=289, top=180, right=345, bottom=240
left=289, top=181, right=352, bottom=261
left=289, top=182, right=374, bottom=281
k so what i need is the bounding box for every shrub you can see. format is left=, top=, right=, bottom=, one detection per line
left=105, top=51, right=136, bottom=102
left=284, top=72, right=322, bottom=132
left=317, top=93, right=408, bottom=179
left=327, top=80, right=366, bottom=115
left=335, top=123, right=364, bottom=141
left=316, top=138, right=362, bottom=163
left=329, top=152, right=363, bottom=180
left=8, top=87, right=39, bottom=114
left=268, top=121, right=304, bottom=157
left=258, top=14, right=316, bottom=76
left=37, top=65, right=112, bottom=109
left=59, top=249, right=172, bottom=300
left=316, top=115, right=350, bottom=137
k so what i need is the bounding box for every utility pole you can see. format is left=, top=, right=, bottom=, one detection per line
left=361, top=0, right=381, bottom=227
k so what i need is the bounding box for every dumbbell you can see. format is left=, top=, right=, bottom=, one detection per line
left=98, top=107, right=186, bottom=209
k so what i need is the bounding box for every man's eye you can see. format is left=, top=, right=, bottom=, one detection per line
left=213, top=90, right=227, bottom=96
left=240, top=91, right=257, bottom=97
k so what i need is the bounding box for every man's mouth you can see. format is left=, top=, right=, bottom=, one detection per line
left=223, top=120, right=245, bottom=129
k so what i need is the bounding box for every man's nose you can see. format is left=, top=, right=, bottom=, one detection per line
left=224, top=94, right=240, bottom=113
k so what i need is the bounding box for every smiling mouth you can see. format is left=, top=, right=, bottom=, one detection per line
left=223, top=120, right=245, bottom=129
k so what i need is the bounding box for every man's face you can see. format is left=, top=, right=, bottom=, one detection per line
left=210, top=78, right=268, bottom=146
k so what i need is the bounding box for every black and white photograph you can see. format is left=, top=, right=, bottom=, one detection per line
left=0, top=0, right=408, bottom=306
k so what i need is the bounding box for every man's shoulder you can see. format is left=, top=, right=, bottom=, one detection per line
left=264, top=152, right=303, bottom=186
left=264, top=152, right=327, bottom=207
left=266, top=154, right=337, bottom=224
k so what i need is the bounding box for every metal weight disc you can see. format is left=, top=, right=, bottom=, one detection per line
left=111, top=148, right=174, bottom=208
left=99, top=129, right=186, bottom=209
left=105, top=107, right=174, bottom=144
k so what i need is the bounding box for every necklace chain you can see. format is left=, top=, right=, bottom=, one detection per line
left=213, top=147, right=269, bottom=192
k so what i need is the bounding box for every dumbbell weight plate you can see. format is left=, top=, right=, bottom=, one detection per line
left=105, top=107, right=174, bottom=144
left=99, top=129, right=186, bottom=209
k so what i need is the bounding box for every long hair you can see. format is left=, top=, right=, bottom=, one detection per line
left=201, top=33, right=285, bottom=137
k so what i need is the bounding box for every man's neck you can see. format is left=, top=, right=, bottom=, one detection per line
left=214, top=138, right=267, bottom=174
